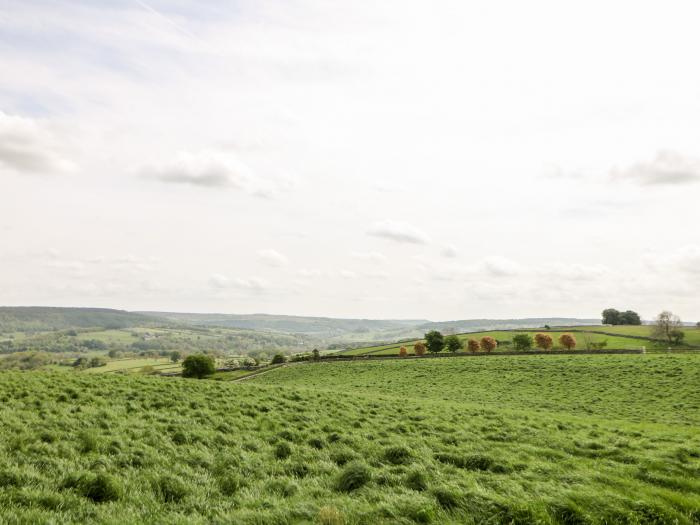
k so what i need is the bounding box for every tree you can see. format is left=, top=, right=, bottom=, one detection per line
left=559, top=333, right=576, bottom=350
left=512, top=334, right=533, bottom=351
left=480, top=337, right=497, bottom=353
left=182, top=354, right=216, bottom=378
left=670, top=330, right=685, bottom=345
left=312, top=348, right=321, bottom=361
left=271, top=353, right=286, bottom=364
left=619, top=310, right=642, bottom=325
left=544, top=325, right=551, bottom=330
left=651, top=311, right=684, bottom=345
left=424, top=331, right=445, bottom=354
left=414, top=342, right=427, bottom=356
left=399, top=346, right=408, bottom=357
left=444, top=335, right=463, bottom=353
left=534, top=333, right=553, bottom=351
left=696, top=321, right=700, bottom=328
left=467, top=339, right=480, bottom=352
left=169, top=351, right=181, bottom=363
left=602, top=308, right=621, bottom=325
left=602, top=308, right=641, bottom=325
left=107, top=349, right=119, bottom=358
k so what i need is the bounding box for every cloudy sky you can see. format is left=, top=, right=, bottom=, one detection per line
left=1, top=0, right=699, bottom=321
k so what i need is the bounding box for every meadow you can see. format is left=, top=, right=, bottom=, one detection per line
left=340, top=326, right=700, bottom=356
left=0, top=353, right=698, bottom=524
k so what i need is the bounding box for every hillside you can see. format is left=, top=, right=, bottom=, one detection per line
left=0, top=307, right=166, bottom=333
left=0, top=353, right=698, bottom=523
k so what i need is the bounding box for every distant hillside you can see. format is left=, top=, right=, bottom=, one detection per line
left=0, top=307, right=166, bottom=333
left=418, top=318, right=601, bottom=334
left=139, top=311, right=428, bottom=339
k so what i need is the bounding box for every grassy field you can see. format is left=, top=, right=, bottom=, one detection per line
left=0, top=353, right=698, bottom=523
left=82, top=358, right=181, bottom=374
left=341, top=326, right=700, bottom=356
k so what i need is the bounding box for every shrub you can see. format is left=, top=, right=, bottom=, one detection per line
left=534, top=333, right=553, bottom=351
left=169, top=351, right=181, bottom=363
left=467, top=339, right=480, bottom=352
left=335, top=462, right=371, bottom=492
left=480, top=337, right=497, bottom=353
left=271, top=353, right=287, bottom=364
left=444, top=335, right=463, bottom=353
left=182, top=354, right=215, bottom=378
left=414, top=342, right=427, bottom=356
left=512, top=334, right=533, bottom=351
left=559, top=334, right=577, bottom=350
left=399, top=346, right=408, bottom=357
left=425, top=331, right=445, bottom=353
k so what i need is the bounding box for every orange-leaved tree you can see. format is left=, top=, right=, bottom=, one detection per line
left=559, top=333, right=576, bottom=350
left=414, top=342, right=427, bottom=356
left=534, top=333, right=553, bottom=351
left=467, top=339, right=480, bottom=352
left=399, top=346, right=408, bottom=357
left=480, top=336, right=497, bottom=353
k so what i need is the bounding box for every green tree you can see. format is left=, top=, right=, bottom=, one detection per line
left=182, top=354, right=216, bottom=378
left=312, top=348, right=321, bottom=361
left=444, top=335, right=463, bottom=353
left=512, top=334, right=533, bottom=351
left=271, top=353, right=286, bottom=364
left=619, top=310, right=642, bottom=325
left=424, top=331, right=445, bottom=354
left=602, top=308, right=621, bottom=325
left=169, top=351, right=181, bottom=363
left=651, top=311, right=684, bottom=345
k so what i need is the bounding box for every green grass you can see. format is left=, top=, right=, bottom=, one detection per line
left=0, top=353, right=698, bottom=523
left=343, top=326, right=700, bottom=356
left=82, top=358, right=178, bottom=374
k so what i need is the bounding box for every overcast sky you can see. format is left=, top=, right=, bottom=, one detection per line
left=1, top=0, right=699, bottom=321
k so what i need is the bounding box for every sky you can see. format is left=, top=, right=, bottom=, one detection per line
left=1, top=0, right=699, bottom=321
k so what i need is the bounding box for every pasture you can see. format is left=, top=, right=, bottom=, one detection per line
left=0, top=353, right=698, bottom=524
left=341, top=326, right=700, bottom=356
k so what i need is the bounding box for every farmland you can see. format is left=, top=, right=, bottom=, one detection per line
left=0, top=353, right=698, bottom=524
left=341, top=326, right=700, bottom=356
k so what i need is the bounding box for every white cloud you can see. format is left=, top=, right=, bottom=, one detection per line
left=209, top=274, right=268, bottom=292
left=441, top=245, right=458, bottom=258
left=351, top=251, right=388, bottom=263
left=0, top=112, right=74, bottom=175
left=611, top=151, right=700, bottom=185
left=482, top=256, right=523, bottom=277
left=258, top=248, right=288, bottom=267
left=142, top=150, right=278, bottom=196
left=368, top=220, right=430, bottom=244
left=643, top=245, right=700, bottom=276
left=541, top=262, right=611, bottom=282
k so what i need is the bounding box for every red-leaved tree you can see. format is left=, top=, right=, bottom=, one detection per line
left=480, top=336, right=497, bottom=353
left=414, top=342, right=427, bottom=356
left=534, top=333, right=553, bottom=351
left=559, top=333, right=576, bottom=350
left=467, top=339, right=480, bottom=352
left=399, top=346, right=408, bottom=357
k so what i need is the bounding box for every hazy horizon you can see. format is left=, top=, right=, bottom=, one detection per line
left=2, top=1, right=699, bottom=321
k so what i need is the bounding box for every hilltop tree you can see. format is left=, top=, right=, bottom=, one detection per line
left=312, top=348, right=321, bottom=361
left=534, top=333, right=553, bottom=351
left=480, top=336, right=497, bottom=353
left=414, top=342, right=427, bottom=356
left=399, top=346, right=408, bottom=357
left=271, top=353, right=287, bottom=364
left=559, top=333, right=577, bottom=350
left=424, top=331, right=445, bottom=354
left=182, top=354, right=216, bottom=379
left=444, top=335, right=463, bottom=353
left=512, top=334, right=533, bottom=351
left=602, top=308, right=641, bottom=325
left=619, top=310, right=642, bottom=325
left=169, top=351, right=181, bottom=363
left=467, top=339, right=480, bottom=352
left=652, top=311, right=684, bottom=345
